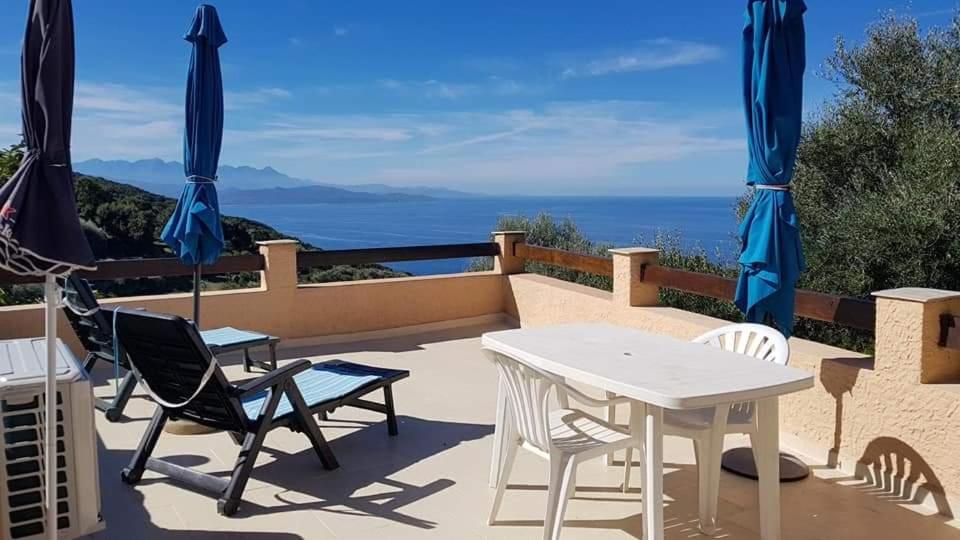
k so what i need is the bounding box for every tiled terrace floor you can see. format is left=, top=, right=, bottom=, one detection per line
left=89, top=321, right=960, bottom=539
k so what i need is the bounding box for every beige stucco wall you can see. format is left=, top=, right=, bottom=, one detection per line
left=0, top=271, right=505, bottom=359
left=505, top=273, right=960, bottom=517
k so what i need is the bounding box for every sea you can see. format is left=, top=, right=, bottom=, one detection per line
left=221, top=196, right=740, bottom=275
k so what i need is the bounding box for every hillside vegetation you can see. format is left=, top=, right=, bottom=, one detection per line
left=0, top=143, right=407, bottom=304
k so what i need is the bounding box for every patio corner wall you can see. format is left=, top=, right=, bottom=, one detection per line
left=0, top=239, right=508, bottom=357
left=503, top=251, right=960, bottom=518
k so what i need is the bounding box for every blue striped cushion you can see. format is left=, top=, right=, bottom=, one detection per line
left=241, top=363, right=382, bottom=421
left=200, top=327, right=270, bottom=349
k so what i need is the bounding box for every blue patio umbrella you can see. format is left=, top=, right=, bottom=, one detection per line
left=0, top=1, right=95, bottom=537
left=722, top=0, right=812, bottom=483
left=735, top=0, right=807, bottom=337
left=161, top=4, right=227, bottom=325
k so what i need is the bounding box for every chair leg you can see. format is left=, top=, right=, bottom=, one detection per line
left=105, top=371, right=138, bottom=422
left=622, top=447, right=632, bottom=493
left=544, top=454, right=577, bottom=540
left=286, top=382, right=339, bottom=470
left=121, top=407, right=168, bottom=484
left=243, top=349, right=252, bottom=373
left=268, top=342, right=278, bottom=371
left=219, top=389, right=284, bottom=516
left=605, top=391, right=616, bottom=466
left=488, top=436, right=520, bottom=525
left=383, top=385, right=398, bottom=436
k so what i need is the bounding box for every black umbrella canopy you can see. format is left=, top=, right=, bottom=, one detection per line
left=0, top=0, right=94, bottom=276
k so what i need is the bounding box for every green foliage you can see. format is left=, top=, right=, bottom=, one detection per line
left=796, top=12, right=960, bottom=297
left=470, top=213, right=614, bottom=291
left=785, top=11, right=960, bottom=351
left=0, top=142, right=24, bottom=185
left=0, top=147, right=408, bottom=304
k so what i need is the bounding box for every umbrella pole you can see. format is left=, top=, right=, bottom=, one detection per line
left=43, top=274, right=58, bottom=540
left=193, top=263, right=201, bottom=327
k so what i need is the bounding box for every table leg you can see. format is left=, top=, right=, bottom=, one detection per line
left=489, top=375, right=508, bottom=488
left=644, top=404, right=664, bottom=540
left=756, top=397, right=781, bottom=540
left=629, top=401, right=646, bottom=493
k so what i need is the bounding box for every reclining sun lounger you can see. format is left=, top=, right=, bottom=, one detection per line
left=113, top=308, right=410, bottom=516
left=60, top=274, right=280, bottom=421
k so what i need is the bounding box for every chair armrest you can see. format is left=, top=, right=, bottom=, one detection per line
left=556, top=382, right=631, bottom=408
left=236, top=359, right=311, bottom=395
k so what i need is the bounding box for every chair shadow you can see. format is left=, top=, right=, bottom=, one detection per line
left=98, top=414, right=492, bottom=535
left=93, top=438, right=306, bottom=540
left=842, top=436, right=954, bottom=518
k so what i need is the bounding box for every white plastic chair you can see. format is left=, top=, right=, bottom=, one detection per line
left=617, top=323, right=789, bottom=534
left=484, top=349, right=642, bottom=540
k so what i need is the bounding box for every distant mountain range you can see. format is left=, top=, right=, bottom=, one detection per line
left=73, top=158, right=482, bottom=202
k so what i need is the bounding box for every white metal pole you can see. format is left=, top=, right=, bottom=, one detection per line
left=44, top=274, right=57, bottom=540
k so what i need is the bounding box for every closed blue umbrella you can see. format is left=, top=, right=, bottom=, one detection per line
left=0, top=1, right=95, bottom=537
left=161, top=4, right=227, bottom=325
left=735, top=0, right=806, bottom=337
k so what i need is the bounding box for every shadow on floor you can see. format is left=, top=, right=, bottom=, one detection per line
left=97, top=414, right=492, bottom=537
left=844, top=436, right=955, bottom=518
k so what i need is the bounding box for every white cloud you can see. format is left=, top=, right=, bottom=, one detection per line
left=66, top=82, right=182, bottom=160
left=74, top=82, right=180, bottom=118
left=333, top=27, right=348, bottom=37
left=288, top=37, right=303, bottom=47
left=377, top=77, right=545, bottom=100
left=559, top=39, right=723, bottom=79
left=217, top=101, right=745, bottom=195
left=224, top=87, right=292, bottom=110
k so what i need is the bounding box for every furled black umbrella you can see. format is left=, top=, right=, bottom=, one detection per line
left=0, top=1, right=95, bottom=537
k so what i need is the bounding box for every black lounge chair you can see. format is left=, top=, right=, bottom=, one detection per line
left=60, top=274, right=280, bottom=421
left=113, top=308, right=410, bottom=516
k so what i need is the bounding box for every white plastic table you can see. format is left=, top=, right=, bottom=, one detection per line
left=482, top=323, right=814, bottom=540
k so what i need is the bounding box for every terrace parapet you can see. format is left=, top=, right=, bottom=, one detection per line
left=874, top=288, right=960, bottom=383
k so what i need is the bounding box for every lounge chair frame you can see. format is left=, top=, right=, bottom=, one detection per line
left=113, top=309, right=408, bottom=516
left=60, top=275, right=280, bottom=422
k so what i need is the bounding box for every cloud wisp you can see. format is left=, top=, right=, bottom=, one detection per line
left=559, top=39, right=724, bottom=79
left=224, top=87, right=293, bottom=110
left=219, top=100, right=744, bottom=194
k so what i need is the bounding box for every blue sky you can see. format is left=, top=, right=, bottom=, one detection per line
left=0, top=1, right=956, bottom=195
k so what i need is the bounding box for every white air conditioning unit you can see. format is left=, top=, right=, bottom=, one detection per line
left=0, top=338, right=104, bottom=539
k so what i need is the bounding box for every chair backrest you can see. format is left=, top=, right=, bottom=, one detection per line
left=692, top=323, right=789, bottom=365
left=60, top=275, right=119, bottom=365
left=483, top=348, right=558, bottom=453
left=113, top=308, right=248, bottom=432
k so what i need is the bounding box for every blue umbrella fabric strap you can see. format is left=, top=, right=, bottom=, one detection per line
left=111, top=308, right=218, bottom=409
left=755, top=185, right=791, bottom=191
left=186, top=175, right=217, bottom=184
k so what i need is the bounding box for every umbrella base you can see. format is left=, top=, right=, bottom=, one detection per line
left=720, top=446, right=810, bottom=482
left=164, top=419, right=219, bottom=435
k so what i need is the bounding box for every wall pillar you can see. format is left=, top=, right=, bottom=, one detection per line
left=257, top=239, right=300, bottom=291
left=492, top=231, right=526, bottom=275
left=609, top=247, right=660, bottom=307
left=873, top=288, right=960, bottom=383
